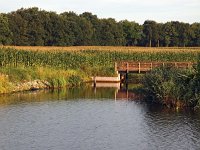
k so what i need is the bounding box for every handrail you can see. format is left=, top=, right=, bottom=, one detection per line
left=116, top=62, right=196, bottom=73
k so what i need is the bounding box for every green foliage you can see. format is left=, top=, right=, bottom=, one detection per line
left=0, top=46, right=199, bottom=97
left=143, top=20, right=157, bottom=47
left=0, top=66, right=88, bottom=91
left=143, top=64, right=200, bottom=108
left=0, top=14, right=12, bottom=45
left=67, top=75, right=83, bottom=86
left=2, top=7, right=199, bottom=46
left=48, top=77, right=67, bottom=88
left=0, top=67, right=36, bottom=82
left=0, top=74, right=13, bottom=93
left=0, top=48, right=198, bottom=75
left=120, top=20, right=142, bottom=46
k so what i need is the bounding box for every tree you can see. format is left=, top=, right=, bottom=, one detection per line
left=143, top=20, right=158, bottom=47
left=190, top=23, right=200, bottom=46
left=17, top=7, right=46, bottom=46
left=99, top=18, right=125, bottom=46
left=177, top=22, right=190, bottom=47
left=169, top=21, right=180, bottom=46
left=61, top=12, right=93, bottom=46
left=80, top=12, right=101, bottom=45
left=161, top=22, right=172, bottom=47
left=0, top=13, right=12, bottom=45
left=47, top=11, right=66, bottom=46
left=7, top=11, right=29, bottom=45
left=2, top=8, right=200, bottom=47
left=119, top=20, right=142, bottom=46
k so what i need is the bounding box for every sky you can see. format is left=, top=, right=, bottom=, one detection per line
left=0, top=0, right=200, bottom=24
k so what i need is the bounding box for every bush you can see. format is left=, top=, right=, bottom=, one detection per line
left=143, top=65, right=200, bottom=108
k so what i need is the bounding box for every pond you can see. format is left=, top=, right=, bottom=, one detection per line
left=0, top=85, right=200, bottom=150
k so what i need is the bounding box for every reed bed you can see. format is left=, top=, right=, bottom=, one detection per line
left=0, top=47, right=199, bottom=69
left=0, top=46, right=199, bottom=94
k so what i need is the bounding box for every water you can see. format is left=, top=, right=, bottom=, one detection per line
left=0, top=86, right=200, bottom=150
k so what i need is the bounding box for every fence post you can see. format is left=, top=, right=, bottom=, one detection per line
left=126, top=62, right=129, bottom=73
left=138, top=62, right=141, bottom=73
left=162, top=62, right=165, bottom=67
left=187, top=62, right=190, bottom=68
left=126, top=62, right=129, bottom=83
left=175, top=62, right=177, bottom=68
left=93, top=76, right=96, bottom=88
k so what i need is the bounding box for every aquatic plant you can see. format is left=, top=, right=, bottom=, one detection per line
left=143, top=61, right=200, bottom=108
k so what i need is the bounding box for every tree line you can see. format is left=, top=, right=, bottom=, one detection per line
left=0, top=7, right=200, bottom=47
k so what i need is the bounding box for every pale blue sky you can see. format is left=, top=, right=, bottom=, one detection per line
left=0, top=0, right=199, bottom=24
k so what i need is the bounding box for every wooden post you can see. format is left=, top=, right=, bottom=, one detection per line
left=162, top=62, right=165, bottom=67
left=126, top=62, right=129, bottom=72
left=138, top=62, right=141, bottom=73
left=93, top=76, right=96, bottom=88
left=187, top=62, right=190, bottom=68
left=150, top=62, right=153, bottom=71
left=126, top=87, right=128, bottom=100
left=114, top=89, right=117, bottom=102
left=175, top=62, right=177, bottom=68
left=125, top=73, right=128, bottom=83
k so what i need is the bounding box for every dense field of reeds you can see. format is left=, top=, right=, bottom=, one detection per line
left=143, top=64, right=200, bottom=109
left=0, top=46, right=199, bottom=94
left=0, top=47, right=199, bottom=73
left=0, top=46, right=200, bottom=106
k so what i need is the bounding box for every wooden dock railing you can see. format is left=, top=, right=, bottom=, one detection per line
left=115, top=62, right=196, bottom=73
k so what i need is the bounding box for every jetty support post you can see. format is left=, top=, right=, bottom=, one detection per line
left=126, top=62, right=129, bottom=82
left=125, top=62, right=129, bottom=90
left=138, top=62, right=141, bottom=74
left=93, top=76, right=96, bottom=88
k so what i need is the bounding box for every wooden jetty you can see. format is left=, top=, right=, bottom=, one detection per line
left=92, top=61, right=196, bottom=85
left=92, top=74, right=121, bottom=87
left=115, top=62, right=196, bottom=73
left=92, top=75, right=120, bottom=83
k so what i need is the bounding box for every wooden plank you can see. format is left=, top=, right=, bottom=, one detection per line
left=92, top=76, right=120, bottom=82
left=138, top=62, right=140, bottom=73
left=116, top=62, right=196, bottom=73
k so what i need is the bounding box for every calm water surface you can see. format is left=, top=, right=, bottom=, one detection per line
left=0, top=87, right=200, bottom=150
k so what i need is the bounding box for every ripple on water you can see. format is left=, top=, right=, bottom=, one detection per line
left=0, top=89, right=200, bottom=150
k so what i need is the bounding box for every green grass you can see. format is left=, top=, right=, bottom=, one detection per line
left=0, top=74, right=13, bottom=93
left=0, top=47, right=199, bottom=94
left=0, top=66, right=89, bottom=93
left=0, top=48, right=199, bottom=76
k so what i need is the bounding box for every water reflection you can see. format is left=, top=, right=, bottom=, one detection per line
left=0, top=83, right=142, bottom=106
left=0, top=87, right=115, bottom=106
left=0, top=84, right=200, bottom=150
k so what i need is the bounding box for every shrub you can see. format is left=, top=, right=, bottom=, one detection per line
left=143, top=64, right=200, bottom=108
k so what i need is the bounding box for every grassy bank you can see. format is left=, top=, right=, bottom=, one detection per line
left=0, top=46, right=200, bottom=94
left=0, top=66, right=88, bottom=94
left=143, top=61, right=200, bottom=109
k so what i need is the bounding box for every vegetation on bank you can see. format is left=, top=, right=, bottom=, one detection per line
left=0, top=46, right=200, bottom=96
left=0, top=66, right=88, bottom=94
left=143, top=60, right=200, bottom=109
left=0, top=7, right=200, bottom=47
left=0, top=47, right=199, bottom=70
